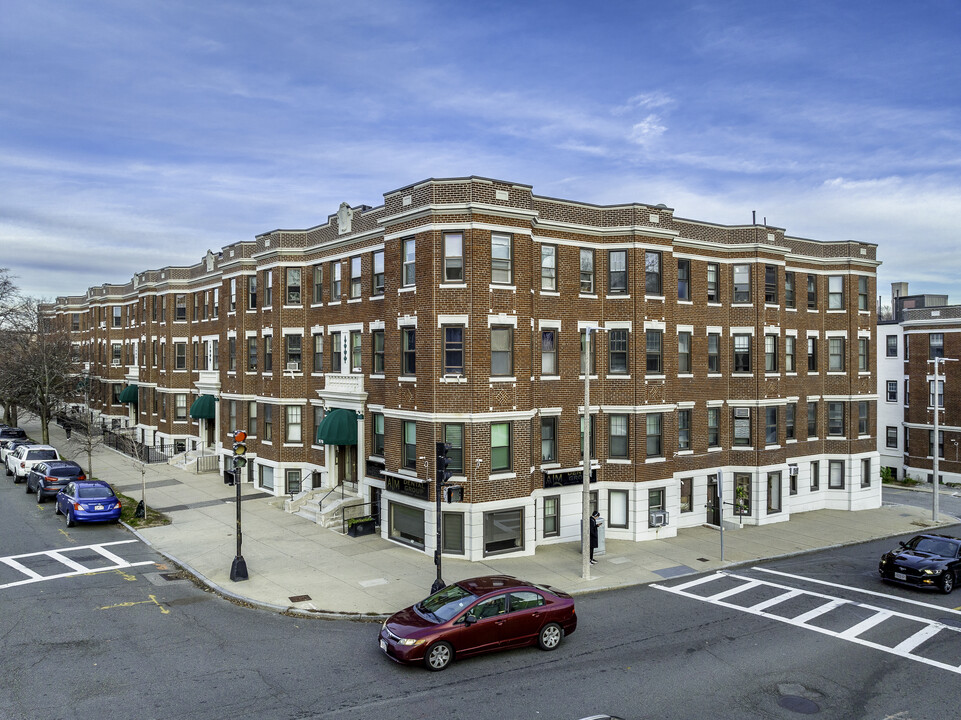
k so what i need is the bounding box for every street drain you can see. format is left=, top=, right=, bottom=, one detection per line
left=289, top=594, right=312, bottom=602
left=778, top=696, right=819, bottom=714
left=697, top=557, right=710, bottom=562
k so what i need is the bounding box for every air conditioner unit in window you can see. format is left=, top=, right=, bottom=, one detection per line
left=734, top=408, right=751, bottom=418
left=286, top=361, right=301, bottom=372
left=649, top=510, right=669, bottom=528
left=788, top=464, right=799, bottom=477
left=111, top=360, right=121, bottom=367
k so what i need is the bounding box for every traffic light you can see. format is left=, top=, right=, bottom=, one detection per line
left=230, top=430, right=248, bottom=483
left=443, top=485, right=463, bottom=503
left=436, top=442, right=452, bottom=486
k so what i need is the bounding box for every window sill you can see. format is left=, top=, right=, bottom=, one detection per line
left=678, top=373, right=694, bottom=379
left=369, top=374, right=384, bottom=380
left=606, top=294, right=631, bottom=300
left=283, top=443, right=304, bottom=448
left=675, top=450, right=693, bottom=457
left=347, top=298, right=362, bottom=304
left=310, top=303, right=324, bottom=309
left=677, top=300, right=693, bottom=305
left=645, top=295, right=665, bottom=302
left=765, top=444, right=781, bottom=450
left=707, top=302, right=722, bottom=307
left=607, top=458, right=632, bottom=464
left=645, top=457, right=666, bottom=464
left=398, top=376, right=416, bottom=383
left=732, top=372, right=754, bottom=378
left=489, top=284, right=516, bottom=292
left=708, top=446, right=722, bottom=452
left=606, top=374, right=631, bottom=380
left=579, top=293, right=598, bottom=299
left=262, top=306, right=273, bottom=312
left=732, top=303, right=753, bottom=308
left=369, top=294, right=385, bottom=301
left=827, top=309, right=846, bottom=314
left=440, top=375, right=467, bottom=384
left=328, top=300, right=342, bottom=306
left=645, top=374, right=666, bottom=380
left=786, top=438, right=797, bottom=444
left=440, top=283, right=467, bottom=289
left=489, top=376, right=517, bottom=383
left=707, top=373, right=722, bottom=378
left=488, top=471, right=516, bottom=481
left=765, top=372, right=780, bottom=378
left=397, top=286, right=416, bottom=294
left=732, top=446, right=754, bottom=451
left=786, top=308, right=797, bottom=312
left=539, top=291, right=560, bottom=297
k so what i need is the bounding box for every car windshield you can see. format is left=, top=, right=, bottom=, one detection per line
left=50, top=467, right=80, bottom=477
left=78, top=487, right=113, bottom=499
left=417, top=584, right=478, bottom=622
left=28, top=450, right=58, bottom=460
left=911, top=537, right=959, bottom=558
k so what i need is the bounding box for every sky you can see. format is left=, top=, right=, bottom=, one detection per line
left=2, top=0, right=960, bottom=307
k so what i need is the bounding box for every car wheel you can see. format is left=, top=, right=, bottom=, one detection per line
left=66, top=509, right=76, bottom=528
left=25, top=479, right=33, bottom=493
left=55, top=503, right=62, bottom=515
left=36, top=488, right=45, bottom=504
left=423, top=641, right=453, bottom=671
left=941, top=572, right=955, bottom=594
left=5, top=464, right=11, bottom=477
left=538, top=622, right=563, bottom=651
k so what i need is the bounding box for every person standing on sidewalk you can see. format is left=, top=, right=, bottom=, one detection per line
left=590, top=511, right=601, bottom=564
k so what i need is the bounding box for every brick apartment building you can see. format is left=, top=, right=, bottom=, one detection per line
left=878, top=282, right=961, bottom=484
left=46, top=175, right=881, bottom=562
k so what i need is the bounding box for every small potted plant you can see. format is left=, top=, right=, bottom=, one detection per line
left=347, top=515, right=376, bottom=537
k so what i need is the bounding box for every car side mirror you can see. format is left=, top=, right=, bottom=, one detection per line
left=463, top=614, right=477, bottom=626
left=899, top=541, right=907, bottom=548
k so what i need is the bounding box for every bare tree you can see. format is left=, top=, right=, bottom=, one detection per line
left=64, top=408, right=105, bottom=478
left=0, top=268, right=29, bottom=425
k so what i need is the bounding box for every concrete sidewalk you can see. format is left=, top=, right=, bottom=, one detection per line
left=25, top=417, right=956, bottom=619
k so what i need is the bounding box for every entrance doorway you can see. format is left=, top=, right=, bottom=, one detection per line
left=335, top=445, right=358, bottom=491
left=707, top=476, right=720, bottom=526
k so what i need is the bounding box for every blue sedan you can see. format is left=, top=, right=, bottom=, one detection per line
left=55, top=480, right=122, bottom=527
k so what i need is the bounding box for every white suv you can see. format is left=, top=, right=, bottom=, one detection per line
left=6, top=444, right=61, bottom=483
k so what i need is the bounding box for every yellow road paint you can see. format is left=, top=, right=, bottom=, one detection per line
left=58, top=529, right=74, bottom=542
left=99, top=594, right=169, bottom=615
left=115, top=569, right=137, bottom=582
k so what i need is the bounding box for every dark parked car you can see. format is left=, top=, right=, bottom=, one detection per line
left=55, top=480, right=122, bottom=526
left=0, top=426, right=27, bottom=444
left=879, top=533, right=961, bottom=593
left=26, top=460, right=86, bottom=503
left=379, top=575, right=577, bottom=671
left=1, top=438, right=33, bottom=465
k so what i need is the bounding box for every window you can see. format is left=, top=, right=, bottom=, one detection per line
left=263, top=335, right=273, bottom=372
left=829, top=460, right=845, bottom=489
left=904, top=426, right=910, bottom=453
left=444, top=233, right=463, bottom=282
left=372, top=250, right=384, bottom=296
left=678, top=410, right=691, bottom=451
left=541, top=330, right=557, bottom=375
left=443, top=326, right=464, bottom=375
left=608, top=329, right=629, bottom=375
left=734, top=474, right=751, bottom=516
left=677, top=259, right=690, bottom=300
left=929, top=379, right=944, bottom=408
left=371, top=330, right=383, bottom=374
left=401, top=328, right=416, bottom=376
left=858, top=276, right=868, bottom=311
left=491, top=326, right=513, bottom=376
left=707, top=333, right=720, bottom=373
left=331, top=261, right=342, bottom=299
left=765, top=335, right=778, bottom=372
left=175, top=294, right=187, bottom=321
left=904, top=334, right=910, bottom=360
left=285, top=268, right=301, bottom=305
left=228, top=400, right=237, bottom=432
left=646, top=413, right=662, bottom=458
left=313, top=333, right=323, bottom=373
left=228, top=337, right=236, bottom=371
left=886, top=426, right=898, bottom=449
left=858, top=338, right=869, bottom=371
left=609, top=490, right=629, bottom=528
left=312, top=265, right=323, bottom=304
left=733, top=264, right=750, bottom=303
left=246, top=275, right=257, bottom=310
left=541, top=416, right=557, bottom=462
left=286, top=334, right=302, bottom=370
left=828, top=337, right=845, bottom=371
left=785, top=336, right=796, bottom=372
left=645, top=251, right=662, bottom=295
left=786, top=403, right=796, bottom=440
left=807, top=337, right=818, bottom=371
left=112, top=305, right=122, bottom=327
left=402, top=421, right=417, bottom=469
left=646, top=330, right=662, bottom=374
left=609, top=250, right=628, bottom=294
left=810, top=461, right=820, bottom=491
left=372, top=413, right=384, bottom=456
left=706, top=263, right=719, bottom=303
left=610, top=414, right=629, bottom=458
left=389, top=502, right=425, bottom=549
left=767, top=472, right=782, bottom=514
left=444, top=424, right=464, bottom=474
left=708, top=407, right=720, bottom=448
left=579, top=415, right=596, bottom=459
left=350, top=331, right=361, bottom=372
left=543, top=496, right=560, bottom=537
left=314, top=406, right=324, bottom=448
left=905, top=378, right=910, bottom=405
left=808, top=401, right=818, bottom=438
left=785, top=272, right=795, bottom=308
left=858, top=401, right=869, bottom=436
left=580, top=249, right=594, bottom=293
left=483, top=508, right=523, bottom=555
left=886, top=335, right=897, bottom=357
left=678, top=332, right=692, bottom=374
left=764, top=265, right=777, bottom=304
left=828, top=402, right=844, bottom=436
left=330, top=331, right=341, bottom=373
left=443, top=513, right=465, bottom=554
left=212, top=288, right=219, bottom=318
left=246, top=337, right=257, bottom=371
left=286, top=406, right=302, bottom=443
left=248, top=401, right=258, bottom=437
left=349, top=257, right=362, bottom=298
left=263, top=404, right=273, bottom=441
left=807, top=274, right=817, bottom=309
left=930, top=333, right=944, bottom=359
left=402, top=237, right=416, bottom=286
left=930, top=430, right=946, bottom=458
left=680, top=478, right=693, bottom=513
left=491, top=233, right=512, bottom=284
left=491, top=422, right=511, bottom=471
left=733, top=334, right=751, bottom=372
left=174, top=343, right=186, bottom=370
left=828, top=275, right=844, bottom=309
left=765, top=407, right=778, bottom=445
left=263, top=270, right=273, bottom=307
left=733, top=408, right=751, bottom=447
left=886, top=380, right=897, bottom=402
left=649, top=488, right=665, bottom=517
left=861, top=458, right=871, bottom=488
left=540, top=245, right=556, bottom=291
left=174, top=394, right=187, bottom=421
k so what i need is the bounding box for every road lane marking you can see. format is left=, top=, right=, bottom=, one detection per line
left=99, top=594, right=170, bottom=615
left=0, top=540, right=153, bottom=589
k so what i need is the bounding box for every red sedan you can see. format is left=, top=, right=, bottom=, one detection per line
left=379, top=575, right=577, bottom=671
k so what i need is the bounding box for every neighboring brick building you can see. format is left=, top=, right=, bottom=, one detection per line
left=46, top=176, right=881, bottom=562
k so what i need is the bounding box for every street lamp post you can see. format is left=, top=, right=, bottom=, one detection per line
left=581, top=328, right=596, bottom=581
left=930, top=357, right=958, bottom=522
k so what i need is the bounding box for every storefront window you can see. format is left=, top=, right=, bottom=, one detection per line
left=389, top=502, right=425, bottom=549
left=484, top=508, right=523, bottom=555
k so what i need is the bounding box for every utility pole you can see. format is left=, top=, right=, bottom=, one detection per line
left=929, top=357, right=957, bottom=522
left=581, top=328, right=594, bottom=581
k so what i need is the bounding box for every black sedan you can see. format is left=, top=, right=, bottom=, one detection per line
left=26, top=460, right=86, bottom=503
left=879, top=534, right=961, bottom=593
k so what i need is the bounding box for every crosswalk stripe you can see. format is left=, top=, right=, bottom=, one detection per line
left=0, top=540, right=153, bottom=590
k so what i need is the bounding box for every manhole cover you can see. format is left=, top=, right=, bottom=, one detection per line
left=778, top=696, right=819, bottom=714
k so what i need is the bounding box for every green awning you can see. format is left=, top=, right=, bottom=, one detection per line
left=118, top=385, right=138, bottom=404
left=316, top=408, right=358, bottom=446
left=189, top=394, right=218, bottom=420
